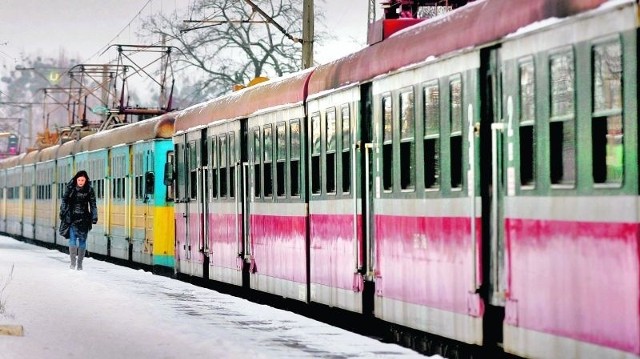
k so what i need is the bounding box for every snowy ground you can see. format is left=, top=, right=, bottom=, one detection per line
left=0, top=236, right=440, bottom=358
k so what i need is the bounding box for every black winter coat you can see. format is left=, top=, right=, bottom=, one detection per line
left=59, top=180, right=98, bottom=234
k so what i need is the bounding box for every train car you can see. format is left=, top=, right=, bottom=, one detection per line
left=173, top=71, right=312, bottom=296
left=88, top=116, right=175, bottom=270
left=497, top=2, right=638, bottom=358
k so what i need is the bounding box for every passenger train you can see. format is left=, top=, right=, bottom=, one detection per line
left=0, top=0, right=637, bottom=357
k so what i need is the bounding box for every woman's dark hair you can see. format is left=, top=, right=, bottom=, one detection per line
left=73, top=170, right=90, bottom=182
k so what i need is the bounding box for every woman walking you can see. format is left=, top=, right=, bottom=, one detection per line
left=59, top=170, right=98, bottom=270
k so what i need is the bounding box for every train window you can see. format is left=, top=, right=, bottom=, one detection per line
left=252, top=128, right=261, bottom=198
left=189, top=141, right=198, bottom=200
left=424, top=82, right=440, bottom=190
left=450, top=77, right=463, bottom=189
left=176, top=143, right=185, bottom=200
left=400, top=89, right=416, bottom=190
left=341, top=106, right=351, bottom=194
left=519, top=59, right=536, bottom=187
left=210, top=136, right=218, bottom=199
left=311, top=114, right=321, bottom=195
left=382, top=95, right=393, bottom=191
left=229, top=132, right=236, bottom=198
left=549, top=50, right=576, bottom=186
left=326, top=108, right=337, bottom=194
left=290, top=119, right=301, bottom=197
left=24, top=184, right=31, bottom=200
left=166, top=152, right=175, bottom=201
left=263, top=125, right=273, bottom=198
left=592, top=40, right=623, bottom=185
left=276, top=123, right=287, bottom=197
left=220, top=134, right=228, bottom=198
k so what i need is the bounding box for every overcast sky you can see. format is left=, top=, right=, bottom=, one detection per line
left=0, top=0, right=369, bottom=66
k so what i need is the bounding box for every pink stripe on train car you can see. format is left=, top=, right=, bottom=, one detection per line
left=505, top=218, right=640, bottom=355
left=375, top=214, right=482, bottom=315
left=250, top=214, right=307, bottom=283
left=309, top=213, right=363, bottom=290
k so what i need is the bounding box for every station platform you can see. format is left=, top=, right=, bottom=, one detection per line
left=0, top=236, right=433, bottom=359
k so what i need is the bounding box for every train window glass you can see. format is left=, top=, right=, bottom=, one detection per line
left=382, top=94, right=393, bottom=191
left=210, top=136, right=218, bottom=199
left=229, top=133, right=235, bottom=198
left=341, top=106, right=351, bottom=194
left=263, top=125, right=273, bottom=198
left=326, top=108, right=337, bottom=194
left=424, top=82, right=440, bottom=190
left=400, top=89, right=416, bottom=190
left=166, top=151, right=175, bottom=201
left=252, top=128, right=261, bottom=198
left=220, top=134, right=228, bottom=198
left=549, top=51, right=576, bottom=186
left=189, top=141, right=198, bottom=200
left=290, top=119, right=301, bottom=197
left=176, top=143, right=185, bottom=200
left=592, top=41, right=623, bottom=186
left=450, top=77, right=463, bottom=189
left=276, top=123, right=287, bottom=197
left=519, top=60, right=536, bottom=187
left=311, top=114, right=321, bottom=195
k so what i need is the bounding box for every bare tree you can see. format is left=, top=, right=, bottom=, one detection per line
left=140, top=0, right=306, bottom=104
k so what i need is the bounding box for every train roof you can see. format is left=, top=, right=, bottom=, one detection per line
left=174, top=70, right=312, bottom=133
left=38, top=145, right=59, bottom=162
left=1, top=153, right=25, bottom=169
left=21, top=150, right=39, bottom=165
left=308, top=0, right=612, bottom=96
left=56, top=139, right=78, bottom=158
left=86, top=115, right=175, bottom=151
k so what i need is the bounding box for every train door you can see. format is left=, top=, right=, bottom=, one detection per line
left=360, top=83, right=374, bottom=288
left=0, top=168, right=5, bottom=233
left=131, top=143, right=154, bottom=266
left=173, top=134, right=188, bottom=274
left=107, top=145, right=132, bottom=261
left=480, top=45, right=508, bottom=348
left=206, top=121, right=245, bottom=286
left=184, top=130, right=206, bottom=278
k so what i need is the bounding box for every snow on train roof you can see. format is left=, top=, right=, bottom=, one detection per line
left=174, top=68, right=313, bottom=133
left=307, top=0, right=612, bottom=96
left=87, top=115, right=175, bottom=151
left=505, top=0, right=633, bottom=39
